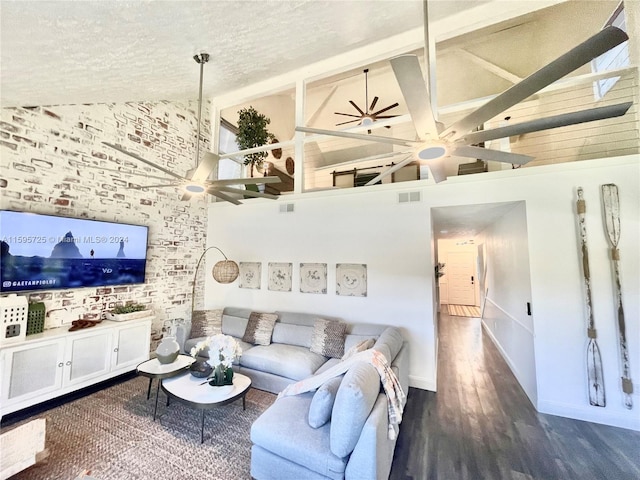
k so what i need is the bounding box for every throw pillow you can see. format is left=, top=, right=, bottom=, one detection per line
left=189, top=309, right=222, bottom=339
left=308, top=376, right=342, bottom=428
left=341, top=338, right=375, bottom=360
left=310, top=318, right=347, bottom=358
left=242, top=311, right=278, bottom=345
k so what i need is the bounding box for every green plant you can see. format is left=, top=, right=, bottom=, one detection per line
left=236, top=106, right=275, bottom=177
left=111, top=303, right=146, bottom=314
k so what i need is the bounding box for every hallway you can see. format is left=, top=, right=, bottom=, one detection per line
left=390, top=312, right=640, bottom=480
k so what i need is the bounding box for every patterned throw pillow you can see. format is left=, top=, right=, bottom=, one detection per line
left=310, top=318, right=347, bottom=358
left=190, top=309, right=222, bottom=339
left=242, top=312, right=278, bottom=345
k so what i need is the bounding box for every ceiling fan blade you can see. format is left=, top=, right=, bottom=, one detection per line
left=441, top=26, right=629, bottom=141
left=460, top=102, right=633, bottom=144
left=180, top=192, right=192, bottom=202
left=364, top=154, right=415, bottom=186
left=374, top=115, right=399, bottom=119
left=208, top=176, right=281, bottom=186
left=334, top=112, right=363, bottom=118
left=371, top=102, right=400, bottom=116
left=102, top=142, right=185, bottom=180
left=216, top=186, right=279, bottom=200
left=349, top=100, right=366, bottom=116
left=369, top=96, right=379, bottom=112
left=452, top=145, right=533, bottom=165
left=189, top=151, right=220, bottom=182
left=336, top=119, right=362, bottom=126
left=205, top=187, right=242, bottom=205
left=390, top=55, right=439, bottom=140
left=296, top=126, right=416, bottom=147
left=128, top=182, right=183, bottom=190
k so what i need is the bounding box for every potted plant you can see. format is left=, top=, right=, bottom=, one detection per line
left=105, top=302, right=151, bottom=322
left=236, top=106, right=276, bottom=177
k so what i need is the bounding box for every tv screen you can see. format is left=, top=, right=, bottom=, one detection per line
left=0, top=211, right=149, bottom=293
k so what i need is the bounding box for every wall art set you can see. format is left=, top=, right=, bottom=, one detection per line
left=237, top=262, right=367, bottom=297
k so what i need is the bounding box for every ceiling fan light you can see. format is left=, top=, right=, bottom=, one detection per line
left=416, top=144, right=447, bottom=160
left=185, top=184, right=206, bottom=193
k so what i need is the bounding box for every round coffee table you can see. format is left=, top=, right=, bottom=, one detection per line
left=136, top=354, right=195, bottom=420
left=162, top=372, right=252, bottom=443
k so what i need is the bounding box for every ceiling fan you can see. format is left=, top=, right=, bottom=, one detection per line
left=102, top=53, right=280, bottom=205
left=335, top=68, right=400, bottom=133
left=298, top=1, right=632, bottom=185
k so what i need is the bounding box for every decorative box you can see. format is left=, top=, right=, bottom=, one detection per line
left=0, top=294, right=28, bottom=346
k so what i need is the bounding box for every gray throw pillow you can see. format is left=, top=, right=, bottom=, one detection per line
left=308, top=376, right=343, bottom=428
left=242, top=311, right=278, bottom=345
left=310, top=318, right=347, bottom=358
left=189, top=309, right=222, bottom=339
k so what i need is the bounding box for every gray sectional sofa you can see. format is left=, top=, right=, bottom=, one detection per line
left=176, top=307, right=409, bottom=480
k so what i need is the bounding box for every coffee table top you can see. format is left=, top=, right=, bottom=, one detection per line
left=161, top=372, right=251, bottom=409
left=137, top=354, right=195, bottom=379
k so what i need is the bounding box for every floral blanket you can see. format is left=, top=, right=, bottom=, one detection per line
left=278, top=349, right=405, bottom=440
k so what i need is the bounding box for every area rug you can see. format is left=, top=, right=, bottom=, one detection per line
left=4, top=375, right=276, bottom=480
left=447, top=304, right=481, bottom=317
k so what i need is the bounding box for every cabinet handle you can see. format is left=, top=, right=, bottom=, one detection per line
left=114, top=347, right=119, bottom=352
left=58, top=362, right=64, bottom=368
left=66, top=361, right=72, bottom=366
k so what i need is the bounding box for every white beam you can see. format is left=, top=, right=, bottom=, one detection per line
left=456, top=49, right=523, bottom=84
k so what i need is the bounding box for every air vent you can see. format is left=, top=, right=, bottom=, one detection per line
left=279, top=203, right=294, bottom=213
left=398, top=191, right=421, bottom=204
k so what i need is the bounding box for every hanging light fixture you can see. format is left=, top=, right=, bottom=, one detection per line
left=191, top=246, right=239, bottom=312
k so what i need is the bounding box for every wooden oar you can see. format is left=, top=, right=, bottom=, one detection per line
left=576, top=188, right=606, bottom=407
left=601, top=184, right=633, bottom=409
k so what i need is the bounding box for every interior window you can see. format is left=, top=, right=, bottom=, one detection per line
left=217, top=118, right=242, bottom=180
left=592, top=3, right=628, bottom=100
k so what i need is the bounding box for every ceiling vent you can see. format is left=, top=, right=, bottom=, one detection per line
left=398, top=191, right=421, bottom=204
left=279, top=203, right=294, bottom=213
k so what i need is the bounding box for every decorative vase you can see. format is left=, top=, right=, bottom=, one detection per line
left=208, top=364, right=234, bottom=386
left=155, top=337, right=179, bottom=364
left=189, top=359, right=213, bottom=378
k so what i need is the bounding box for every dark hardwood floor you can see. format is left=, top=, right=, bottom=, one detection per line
left=390, top=312, right=640, bottom=480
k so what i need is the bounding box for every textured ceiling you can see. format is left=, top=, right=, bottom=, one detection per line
left=432, top=202, right=521, bottom=240
left=0, top=0, right=556, bottom=107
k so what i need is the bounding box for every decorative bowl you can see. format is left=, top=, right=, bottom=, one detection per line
left=189, top=360, right=213, bottom=378
left=156, top=351, right=179, bottom=364
left=155, top=337, right=180, bottom=364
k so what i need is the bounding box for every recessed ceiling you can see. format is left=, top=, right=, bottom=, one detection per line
left=432, top=202, right=521, bottom=239
left=1, top=0, right=569, bottom=107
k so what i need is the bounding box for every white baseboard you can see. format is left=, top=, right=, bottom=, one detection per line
left=537, top=399, right=640, bottom=432
left=409, top=375, right=436, bottom=392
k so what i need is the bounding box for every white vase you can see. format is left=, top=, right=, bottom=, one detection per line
left=155, top=337, right=179, bottom=364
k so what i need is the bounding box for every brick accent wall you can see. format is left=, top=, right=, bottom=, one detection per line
left=1, top=100, right=211, bottom=351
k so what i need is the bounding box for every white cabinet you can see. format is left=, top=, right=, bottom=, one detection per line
left=0, top=317, right=152, bottom=419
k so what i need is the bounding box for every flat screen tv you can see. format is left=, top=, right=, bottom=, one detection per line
left=0, top=211, right=149, bottom=293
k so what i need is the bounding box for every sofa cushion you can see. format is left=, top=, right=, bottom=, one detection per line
left=342, top=338, right=375, bottom=360
left=221, top=314, right=249, bottom=339
left=243, top=312, right=278, bottom=345
left=189, top=309, right=222, bottom=338
left=240, top=344, right=327, bottom=381
left=310, top=319, right=346, bottom=358
left=330, top=361, right=380, bottom=457
left=272, top=323, right=314, bottom=348
left=251, top=393, right=347, bottom=479
left=308, top=376, right=342, bottom=428
left=373, top=327, right=404, bottom=361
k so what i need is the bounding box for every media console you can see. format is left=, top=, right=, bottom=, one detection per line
left=0, top=316, right=152, bottom=420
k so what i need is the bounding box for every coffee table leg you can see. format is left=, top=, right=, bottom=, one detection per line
left=146, top=377, right=153, bottom=400
left=243, top=395, right=246, bottom=411
left=201, top=410, right=205, bottom=444
left=153, top=380, right=161, bottom=421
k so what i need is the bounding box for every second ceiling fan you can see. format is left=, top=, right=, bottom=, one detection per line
left=102, top=53, right=280, bottom=205
left=299, top=1, right=632, bottom=185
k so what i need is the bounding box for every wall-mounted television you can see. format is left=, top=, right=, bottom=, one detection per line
left=0, top=211, right=149, bottom=293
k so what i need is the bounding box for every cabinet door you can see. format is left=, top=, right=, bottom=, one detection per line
left=64, top=329, right=112, bottom=387
left=112, top=321, right=150, bottom=371
left=0, top=339, right=65, bottom=405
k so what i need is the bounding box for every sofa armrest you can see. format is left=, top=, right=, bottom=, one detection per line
left=391, top=342, right=410, bottom=400
left=176, top=323, right=191, bottom=353
left=345, top=393, right=397, bottom=480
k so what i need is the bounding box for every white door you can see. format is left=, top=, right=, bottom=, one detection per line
left=64, top=329, right=112, bottom=387
left=447, top=251, right=476, bottom=305
left=112, top=321, right=151, bottom=371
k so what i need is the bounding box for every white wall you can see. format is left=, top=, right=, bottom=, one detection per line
left=204, top=154, right=639, bottom=430
left=477, top=202, right=538, bottom=406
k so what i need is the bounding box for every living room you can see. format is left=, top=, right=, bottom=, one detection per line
left=1, top=1, right=639, bottom=479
